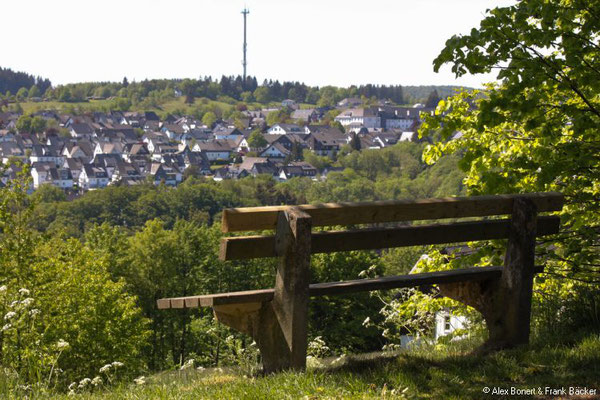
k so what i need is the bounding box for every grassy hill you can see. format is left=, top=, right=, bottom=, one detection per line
left=25, top=334, right=599, bottom=400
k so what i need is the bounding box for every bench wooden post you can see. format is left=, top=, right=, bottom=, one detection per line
left=497, top=196, right=537, bottom=346
left=271, top=206, right=312, bottom=371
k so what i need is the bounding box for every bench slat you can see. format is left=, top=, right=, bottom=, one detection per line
left=220, top=216, right=560, bottom=261
left=156, top=265, right=544, bottom=309
left=221, top=192, right=564, bottom=232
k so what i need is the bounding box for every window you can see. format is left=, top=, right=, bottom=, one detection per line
left=444, top=315, right=451, bottom=331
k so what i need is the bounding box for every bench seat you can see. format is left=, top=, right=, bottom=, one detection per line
left=157, top=265, right=544, bottom=309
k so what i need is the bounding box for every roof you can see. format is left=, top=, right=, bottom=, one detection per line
left=197, top=140, right=234, bottom=152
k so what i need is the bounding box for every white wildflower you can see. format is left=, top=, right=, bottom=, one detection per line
left=362, top=317, right=371, bottom=326
left=4, top=311, right=16, bottom=320
left=180, top=359, right=194, bottom=370
left=18, top=288, right=30, bottom=296
left=196, top=366, right=205, bottom=372
left=0, top=285, right=7, bottom=292
left=29, top=309, right=40, bottom=317
left=9, top=301, right=18, bottom=308
left=111, top=361, right=124, bottom=368
left=91, top=376, right=103, bottom=386
left=21, top=298, right=34, bottom=307
left=2, top=324, right=12, bottom=331
left=68, top=382, right=77, bottom=391
left=134, top=376, right=146, bottom=385
left=56, top=339, right=70, bottom=350
left=78, top=378, right=91, bottom=388
left=99, top=364, right=112, bottom=373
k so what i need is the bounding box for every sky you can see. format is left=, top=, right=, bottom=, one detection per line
left=3, top=0, right=516, bottom=88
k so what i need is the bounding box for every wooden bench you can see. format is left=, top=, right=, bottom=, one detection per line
left=158, top=192, right=564, bottom=373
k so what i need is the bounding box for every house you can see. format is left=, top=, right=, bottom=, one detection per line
left=181, top=151, right=211, bottom=174
left=212, top=166, right=250, bottom=181
left=267, top=123, right=305, bottom=136
left=195, top=140, right=233, bottom=162
left=151, top=143, right=179, bottom=161
left=304, top=126, right=348, bottom=157
left=334, top=108, right=381, bottom=130
left=434, top=309, right=468, bottom=340
left=69, top=123, right=95, bottom=138
left=291, top=109, right=318, bottom=123
left=260, top=142, right=290, bottom=159
left=29, top=144, right=65, bottom=165
left=94, top=142, right=123, bottom=156
left=281, top=99, right=297, bottom=109
left=111, top=161, right=144, bottom=185
left=79, top=164, right=109, bottom=190
left=150, top=163, right=181, bottom=186
left=213, top=127, right=244, bottom=141
left=64, top=157, right=84, bottom=181
left=337, top=97, right=363, bottom=108
left=162, top=124, right=186, bottom=140
left=0, top=142, right=26, bottom=164
left=63, top=142, right=94, bottom=162
left=278, top=162, right=317, bottom=181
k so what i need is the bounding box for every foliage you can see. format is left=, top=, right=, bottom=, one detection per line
left=247, top=128, right=267, bottom=149
left=0, top=67, right=51, bottom=96
left=421, top=0, right=600, bottom=337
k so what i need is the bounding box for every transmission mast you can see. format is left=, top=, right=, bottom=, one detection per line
left=241, top=8, right=249, bottom=83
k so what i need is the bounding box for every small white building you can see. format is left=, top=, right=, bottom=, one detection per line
left=434, top=308, right=468, bottom=340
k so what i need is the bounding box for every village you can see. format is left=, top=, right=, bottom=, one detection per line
left=0, top=97, right=437, bottom=192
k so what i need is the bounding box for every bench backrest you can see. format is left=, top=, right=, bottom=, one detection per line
left=219, top=192, right=564, bottom=261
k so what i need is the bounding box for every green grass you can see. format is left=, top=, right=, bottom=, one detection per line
left=17, top=334, right=599, bottom=400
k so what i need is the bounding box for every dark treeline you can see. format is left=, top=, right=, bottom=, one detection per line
left=46, top=76, right=408, bottom=106
left=0, top=70, right=467, bottom=107
left=0, top=67, right=52, bottom=96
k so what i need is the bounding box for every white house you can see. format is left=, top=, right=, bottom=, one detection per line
left=79, top=165, right=109, bottom=190
left=334, top=108, right=381, bottom=129
left=260, top=142, right=290, bottom=159
left=195, top=140, right=233, bottom=162
left=267, top=123, right=305, bottom=136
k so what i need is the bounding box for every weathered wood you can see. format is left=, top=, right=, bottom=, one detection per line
left=213, top=302, right=292, bottom=373
left=498, top=197, right=538, bottom=347
left=220, top=216, right=560, bottom=261
left=221, top=192, right=564, bottom=232
left=272, top=207, right=312, bottom=371
left=156, top=265, right=545, bottom=309
left=439, top=198, right=538, bottom=352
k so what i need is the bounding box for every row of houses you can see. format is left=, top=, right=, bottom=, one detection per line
left=0, top=101, right=431, bottom=191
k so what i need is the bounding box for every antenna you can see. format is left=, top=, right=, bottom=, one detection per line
left=241, top=7, right=250, bottom=83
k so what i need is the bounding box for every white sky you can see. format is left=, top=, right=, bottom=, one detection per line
left=3, top=0, right=515, bottom=88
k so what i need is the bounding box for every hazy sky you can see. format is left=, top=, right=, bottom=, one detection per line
left=4, top=0, right=515, bottom=88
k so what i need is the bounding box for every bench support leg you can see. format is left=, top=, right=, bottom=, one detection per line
left=439, top=197, right=538, bottom=351
left=213, top=302, right=294, bottom=373
left=273, top=207, right=312, bottom=371
left=213, top=207, right=312, bottom=374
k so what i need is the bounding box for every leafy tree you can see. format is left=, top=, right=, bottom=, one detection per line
left=422, top=0, right=600, bottom=337
left=202, top=111, right=217, bottom=128
left=247, top=129, right=267, bottom=149
left=15, top=115, right=32, bottom=133
left=424, top=89, right=440, bottom=108
left=253, top=86, right=270, bottom=103
left=16, top=87, right=28, bottom=101
left=30, top=116, right=47, bottom=133
left=28, top=85, right=40, bottom=98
